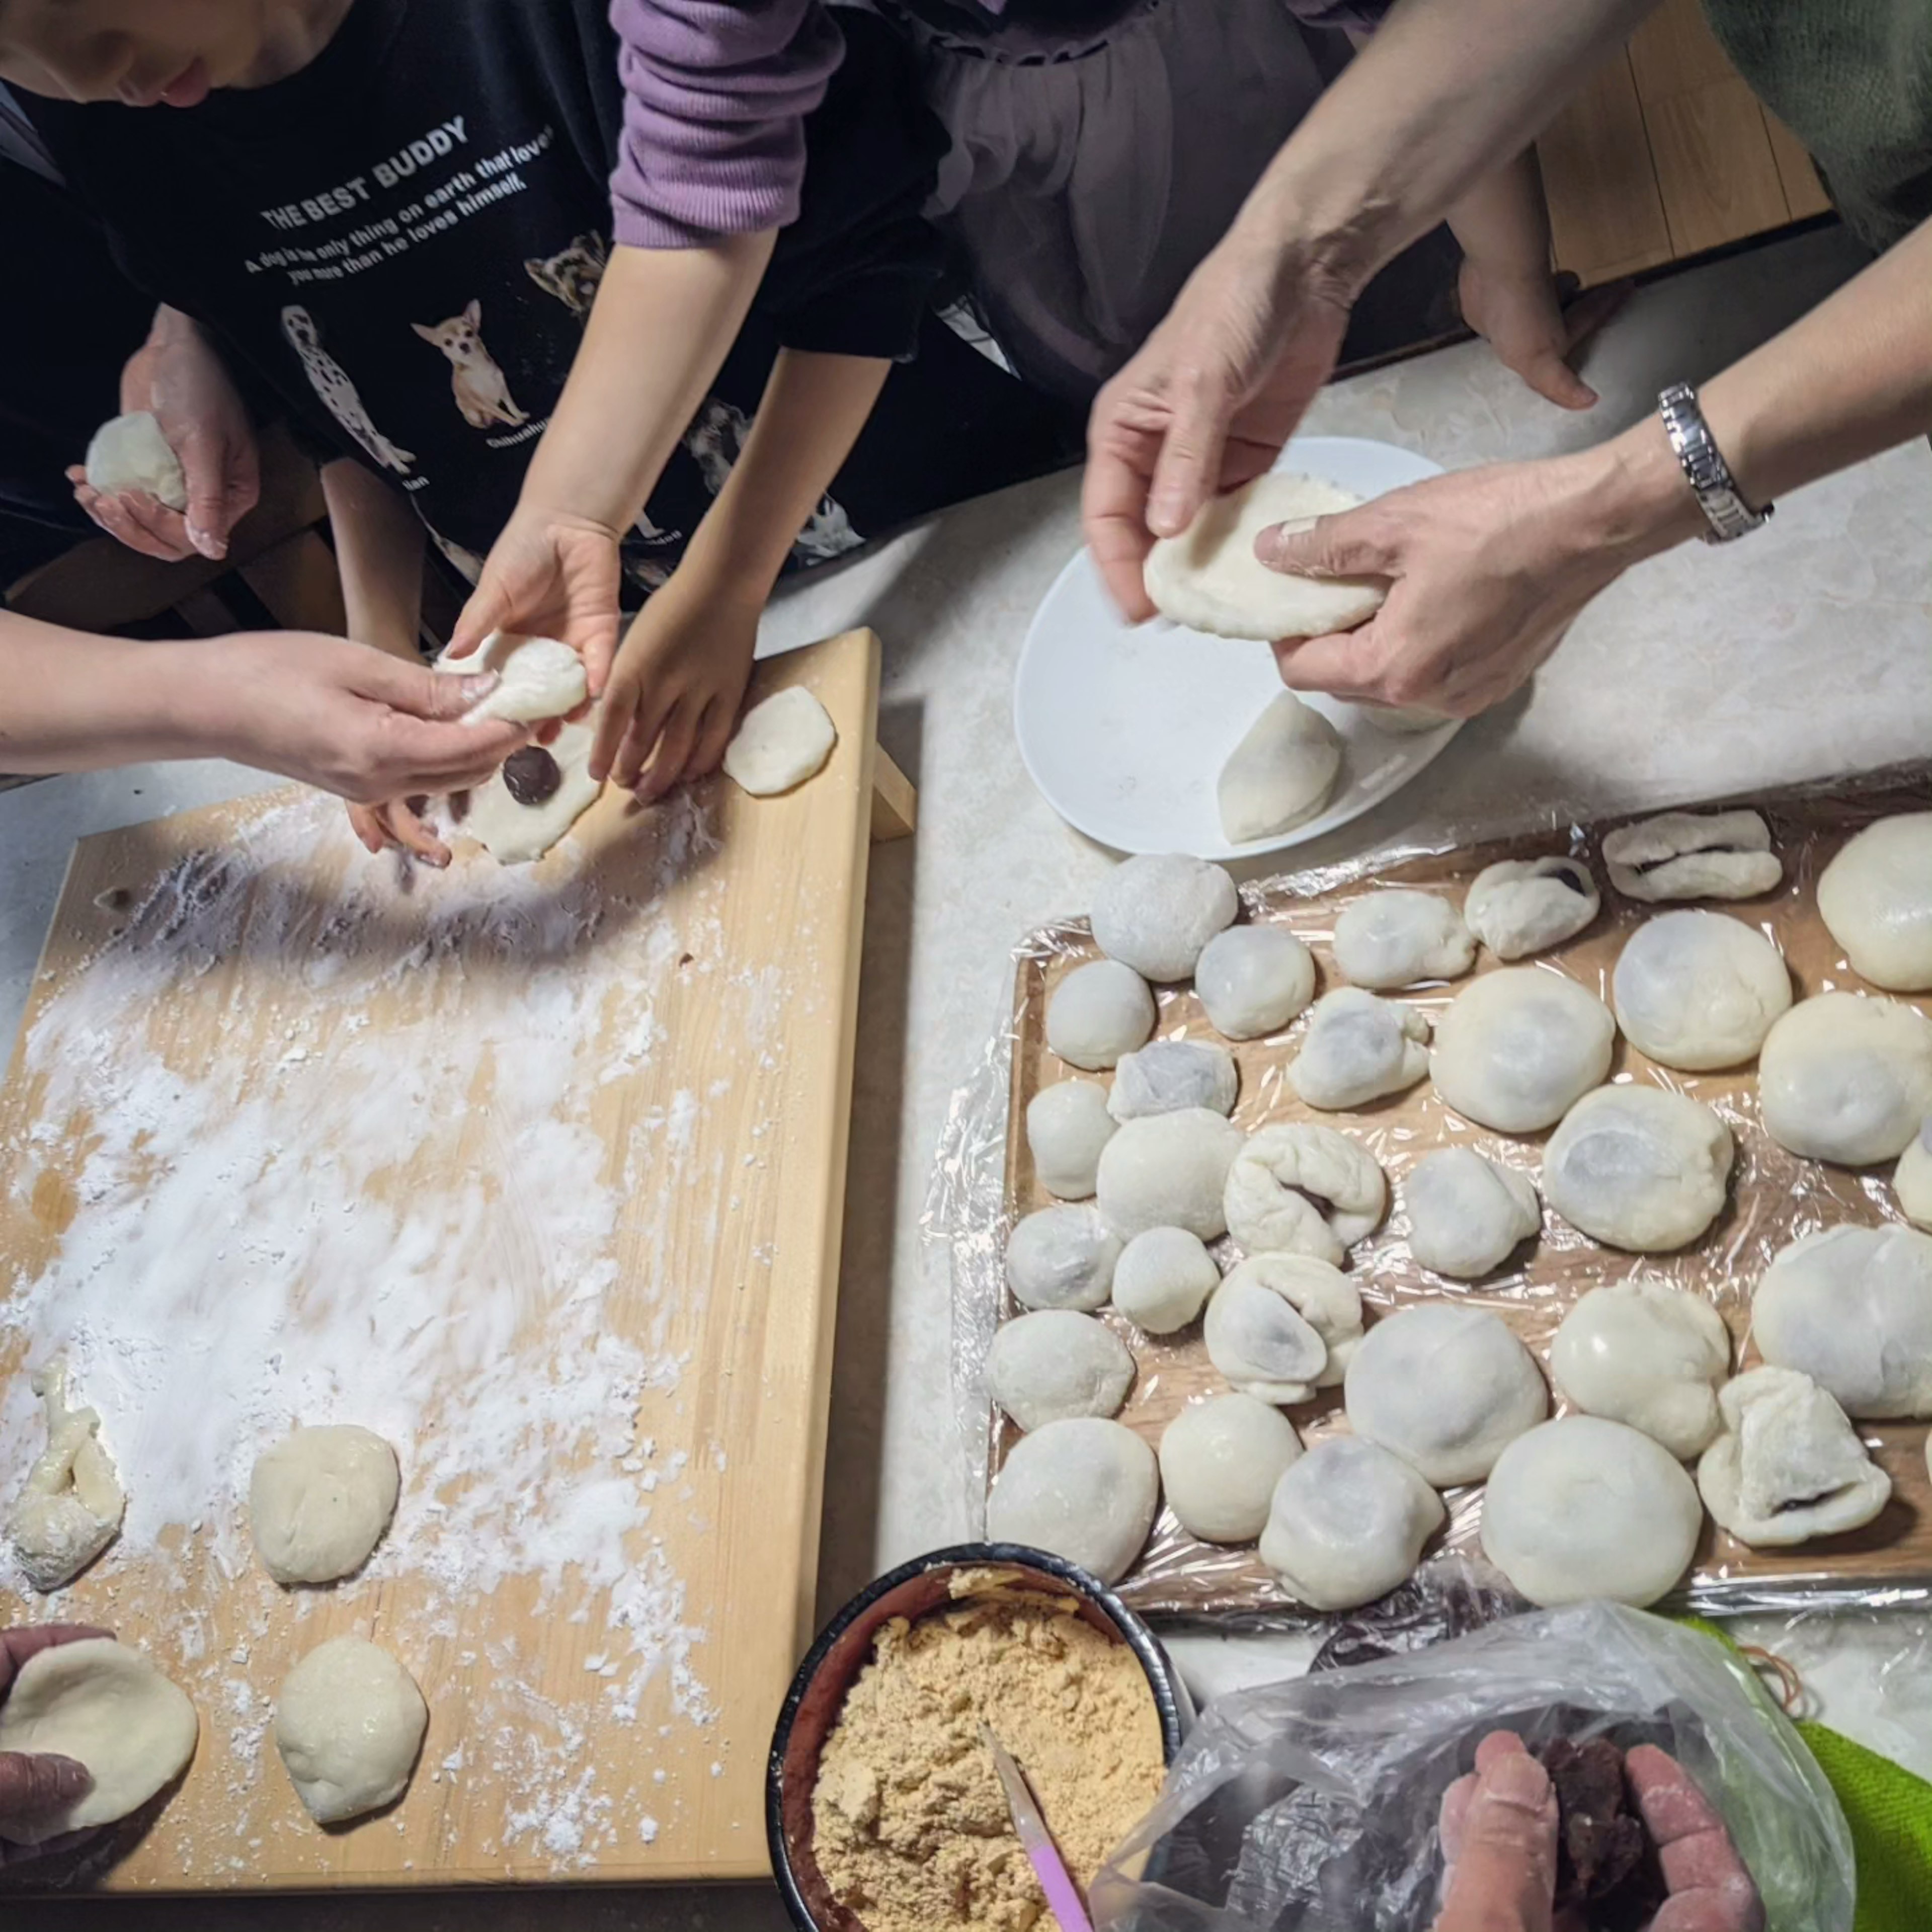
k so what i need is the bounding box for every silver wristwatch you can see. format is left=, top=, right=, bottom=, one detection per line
left=1657, top=382, right=1772, bottom=544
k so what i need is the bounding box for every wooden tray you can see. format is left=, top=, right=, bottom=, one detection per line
left=997, top=768, right=1932, bottom=1619
left=0, top=629, right=910, bottom=1890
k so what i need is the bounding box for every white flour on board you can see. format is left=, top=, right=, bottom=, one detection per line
left=0, top=789, right=800, bottom=1870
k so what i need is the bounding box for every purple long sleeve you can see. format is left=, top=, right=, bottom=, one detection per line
left=607, top=1, right=848, bottom=249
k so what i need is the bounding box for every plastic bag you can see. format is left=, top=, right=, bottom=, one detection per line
left=1090, top=1600, right=1855, bottom=1932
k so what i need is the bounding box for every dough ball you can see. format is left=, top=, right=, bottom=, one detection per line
left=1464, top=856, right=1599, bottom=960
left=439, top=631, right=586, bottom=725
left=275, top=1637, right=428, bottom=1825
left=85, top=411, right=188, bottom=511
left=1096, top=1108, right=1247, bottom=1242
left=6, top=1360, right=125, bottom=1594
left=1612, top=911, right=1791, bottom=1070
left=1005, top=1205, right=1122, bottom=1312
left=1541, top=1085, right=1735, bottom=1252
left=1223, top=1123, right=1387, bottom=1264
left=0, top=1638, right=198, bottom=1843
left=1480, top=1417, right=1702, bottom=1607
left=1898, top=1119, right=1932, bottom=1231
left=1194, top=924, right=1317, bottom=1040
left=1752, top=1224, right=1932, bottom=1418
left=1025, top=1080, right=1116, bottom=1200
left=722, top=686, right=837, bottom=796
left=1159, top=1395, right=1302, bottom=1544
left=987, top=1311, right=1137, bottom=1432
left=1259, top=1436, right=1446, bottom=1612
left=251, top=1425, right=399, bottom=1586
left=1549, top=1278, right=1732, bottom=1459
left=1332, top=890, right=1475, bottom=989
left=1108, top=1039, right=1239, bottom=1122
left=463, top=718, right=605, bottom=865
left=1286, top=987, right=1430, bottom=1110
left=1697, top=1366, right=1891, bottom=1548
left=1218, top=694, right=1343, bottom=844
left=1758, top=991, right=1932, bottom=1166
left=1144, top=472, right=1386, bottom=641
left=1090, top=853, right=1239, bottom=981
left=1344, top=1304, right=1546, bottom=1485
left=1046, top=959, right=1157, bottom=1072
left=1602, top=809, right=1782, bottom=903
left=985, top=1417, right=1159, bottom=1585
left=1816, top=812, right=1932, bottom=992
left=1205, top=1254, right=1364, bottom=1404
left=1429, top=967, right=1617, bottom=1134
left=1403, top=1148, right=1541, bottom=1279
left=1112, top=1227, right=1220, bottom=1334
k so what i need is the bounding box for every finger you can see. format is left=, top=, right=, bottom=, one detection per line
left=1624, top=1747, right=1764, bottom=1932
left=122, top=496, right=198, bottom=560
left=1146, top=363, right=1233, bottom=540
left=610, top=707, right=667, bottom=795
left=1431, top=1743, right=1558, bottom=1932
left=1081, top=415, right=1161, bottom=623
left=387, top=799, right=452, bottom=869
left=0, top=1752, right=93, bottom=1819
left=347, top=803, right=389, bottom=855
left=449, top=577, right=514, bottom=658
left=0, top=1626, right=113, bottom=1674
left=353, top=651, right=503, bottom=726
left=683, top=698, right=738, bottom=783
left=1438, top=1770, right=1481, bottom=1872
left=1273, top=628, right=1388, bottom=703
left=634, top=701, right=700, bottom=803
left=589, top=685, right=637, bottom=782
left=1254, top=509, right=1401, bottom=580
left=83, top=491, right=186, bottom=561
left=1520, top=346, right=1598, bottom=412
left=226, top=428, right=263, bottom=528
left=177, top=428, right=233, bottom=559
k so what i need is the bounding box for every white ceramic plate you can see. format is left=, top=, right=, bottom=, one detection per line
left=1014, top=436, right=1462, bottom=860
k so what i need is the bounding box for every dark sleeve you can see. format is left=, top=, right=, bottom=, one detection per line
left=752, top=10, right=948, bottom=361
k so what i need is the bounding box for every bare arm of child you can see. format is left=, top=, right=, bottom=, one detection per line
left=596, top=347, right=888, bottom=799
left=448, top=235, right=777, bottom=688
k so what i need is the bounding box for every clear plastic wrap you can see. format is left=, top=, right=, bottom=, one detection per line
left=923, top=767, right=1932, bottom=1619
left=1088, top=1599, right=1856, bottom=1932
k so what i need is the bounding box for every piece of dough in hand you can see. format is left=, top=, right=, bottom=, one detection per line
left=85, top=411, right=188, bottom=512
left=1218, top=694, right=1343, bottom=844
left=439, top=631, right=586, bottom=725
left=251, top=1424, right=400, bottom=1585
left=275, top=1637, right=428, bottom=1825
left=723, top=686, right=837, bottom=796
left=1145, top=473, right=1387, bottom=640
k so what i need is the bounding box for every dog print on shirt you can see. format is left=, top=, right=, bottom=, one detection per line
left=413, top=300, right=529, bottom=430
left=524, top=233, right=609, bottom=318
left=281, top=306, right=416, bottom=474
left=684, top=397, right=863, bottom=564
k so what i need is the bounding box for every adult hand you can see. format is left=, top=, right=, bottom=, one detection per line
left=1623, top=1744, right=1765, bottom=1932
left=0, top=1625, right=108, bottom=1863
left=1459, top=261, right=1628, bottom=413
left=68, top=310, right=260, bottom=565
left=447, top=508, right=623, bottom=697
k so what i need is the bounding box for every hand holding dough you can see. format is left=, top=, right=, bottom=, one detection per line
left=461, top=719, right=605, bottom=865
left=85, top=411, right=188, bottom=512
left=438, top=631, right=586, bottom=725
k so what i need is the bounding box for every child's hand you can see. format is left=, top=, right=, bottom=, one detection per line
left=449, top=508, right=623, bottom=694
left=593, top=566, right=759, bottom=802
left=1457, top=258, right=1625, bottom=412
left=347, top=796, right=452, bottom=869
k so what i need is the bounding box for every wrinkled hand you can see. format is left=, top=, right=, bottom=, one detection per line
left=0, top=1625, right=108, bottom=1864
left=447, top=509, right=623, bottom=697
left=1083, top=232, right=1352, bottom=622
left=1458, top=260, right=1626, bottom=413
left=68, top=312, right=260, bottom=564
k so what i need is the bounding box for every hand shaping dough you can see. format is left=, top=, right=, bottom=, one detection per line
left=1757, top=991, right=1932, bottom=1165
left=1259, top=1436, right=1446, bottom=1611
left=1601, top=809, right=1782, bottom=902
left=1286, top=987, right=1430, bottom=1110
left=275, top=1637, right=428, bottom=1824
left=986, top=1311, right=1136, bottom=1432
left=1144, top=473, right=1387, bottom=641
left=1751, top=1224, right=1932, bottom=1418
left=1816, top=812, right=1932, bottom=992
left=1204, top=1254, right=1364, bottom=1403
left=1096, top=1108, right=1246, bottom=1241
left=250, top=1424, right=401, bottom=1585
left=722, top=686, right=837, bottom=796
left=1218, top=694, right=1343, bottom=844
left=1899, top=1119, right=1932, bottom=1231
left=1541, top=1085, right=1734, bottom=1253
left=1025, top=1080, right=1116, bottom=1199
left=461, top=719, right=605, bottom=865
left=1005, top=1205, right=1122, bottom=1313
left=1463, top=856, right=1599, bottom=960
left=1480, top=1416, right=1702, bottom=1607
left=1159, top=1395, right=1302, bottom=1543
left=1697, top=1366, right=1891, bottom=1547
left=1111, top=1226, right=1220, bottom=1334
left=1045, top=959, right=1157, bottom=1072
left=1343, top=1304, right=1547, bottom=1485
left=1193, top=924, right=1317, bottom=1039
left=7, top=1360, right=124, bottom=1592
left=1549, top=1279, right=1732, bottom=1459
left=438, top=631, right=586, bottom=725
left=1332, top=890, right=1475, bottom=989
left=1429, top=968, right=1616, bottom=1134
left=1402, top=1148, right=1541, bottom=1279
left=85, top=411, right=188, bottom=511
left=0, top=1638, right=198, bottom=1843
left=1089, top=853, right=1239, bottom=981
left=1108, top=1038, right=1238, bottom=1121
left=984, top=1417, right=1159, bottom=1585
left=1612, top=911, right=1791, bottom=1071
left=1223, top=1123, right=1387, bottom=1264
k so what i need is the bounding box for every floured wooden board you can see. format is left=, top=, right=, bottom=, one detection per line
left=0, top=629, right=891, bottom=1889
left=997, top=768, right=1932, bottom=1618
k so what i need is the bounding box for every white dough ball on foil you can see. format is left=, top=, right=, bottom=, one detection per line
left=1107, top=1039, right=1238, bottom=1121
left=1612, top=910, right=1791, bottom=1071
left=1205, top=1254, right=1363, bottom=1405
left=1259, top=1437, right=1445, bottom=1611
left=1549, top=1278, right=1732, bottom=1459
left=1463, top=856, right=1599, bottom=960
left=1159, top=1395, right=1302, bottom=1543
left=1898, top=1118, right=1932, bottom=1231
left=1025, top=1080, right=1116, bottom=1200
left=1757, top=992, right=1932, bottom=1166
left=1046, top=959, right=1157, bottom=1072
left=1286, top=988, right=1430, bottom=1111
left=1541, top=1085, right=1734, bottom=1253
left=1403, top=1148, right=1541, bottom=1279
left=1112, top=1227, right=1220, bottom=1334
left=986, top=1418, right=1158, bottom=1585
left=1223, top=1123, right=1387, bottom=1265
left=986, top=1312, right=1137, bottom=1432
left=1090, top=853, right=1239, bottom=982
left=1005, top=1205, right=1121, bottom=1313
left=1193, top=925, right=1316, bottom=1039
left=1816, top=812, right=1932, bottom=992
left=1429, top=968, right=1616, bottom=1134
left=1096, top=1108, right=1247, bottom=1242
left=1332, top=890, right=1475, bottom=989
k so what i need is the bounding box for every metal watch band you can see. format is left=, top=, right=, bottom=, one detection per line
left=1657, top=382, right=1773, bottom=544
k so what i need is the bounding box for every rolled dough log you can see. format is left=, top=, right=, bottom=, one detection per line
left=723, top=686, right=837, bottom=796
left=85, top=411, right=188, bottom=511
left=1218, top=694, right=1343, bottom=844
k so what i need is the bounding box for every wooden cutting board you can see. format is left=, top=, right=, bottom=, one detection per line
left=0, top=628, right=908, bottom=1891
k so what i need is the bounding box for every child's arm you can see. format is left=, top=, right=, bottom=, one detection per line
left=596, top=347, right=888, bottom=799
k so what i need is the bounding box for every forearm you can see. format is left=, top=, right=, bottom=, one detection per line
left=518, top=234, right=776, bottom=534
left=0, top=614, right=209, bottom=774
left=1445, top=149, right=1555, bottom=276
left=321, top=460, right=425, bottom=661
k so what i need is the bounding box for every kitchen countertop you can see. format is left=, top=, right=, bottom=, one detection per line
left=14, top=223, right=1930, bottom=1927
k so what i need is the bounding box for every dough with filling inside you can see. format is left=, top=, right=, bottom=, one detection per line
left=1402, top=1148, right=1541, bottom=1279
left=1097, top=1108, right=1247, bottom=1241
left=1204, top=1254, right=1363, bottom=1404
left=1193, top=924, right=1317, bottom=1039
left=1005, top=1205, right=1121, bottom=1312
left=1757, top=991, right=1932, bottom=1165
left=1112, top=1226, right=1220, bottom=1334
left=1046, top=959, right=1157, bottom=1072
left=1541, top=1084, right=1734, bottom=1252
left=1025, top=1080, right=1116, bottom=1200
left=1816, top=812, right=1932, bottom=992
left=1217, top=694, right=1343, bottom=844
left=1549, top=1278, right=1731, bottom=1459
left=1108, top=1039, right=1238, bottom=1121
left=1612, top=910, right=1791, bottom=1070
left=1429, top=967, right=1616, bottom=1134
left=1259, top=1436, right=1446, bottom=1611
left=1090, top=853, right=1239, bottom=981
left=1223, top=1122, right=1387, bottom=1263
left=461, top=719, right=604, bottom=865
left=1898, top=1118, right=1932, bottom=1231
left=985, top=1418, right=1158, bottom=1585
left=987, top=1311, right=1137, bottom=1432
left=1601, top=809, right=1781, bottom=902
left=1332, top=890, right=1475, bottom=989
left=1286, top=987, right=1430, bottom=1110
left=1159, top=1395, right=1302, bottom=1543
left=1463, top=856, right=1599, bottom=960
